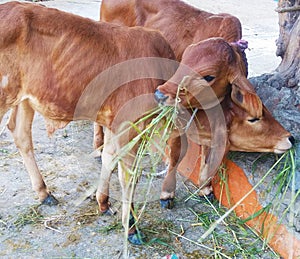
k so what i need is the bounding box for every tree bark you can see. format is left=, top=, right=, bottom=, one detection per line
left=274, top=0, right=300, bottom=88
left=249, top=0, right=300, bottom=136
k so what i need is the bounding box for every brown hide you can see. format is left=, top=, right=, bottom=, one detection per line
left=100, top=0, right=242, bottom=61
left=0, top=1, right=175, bottom=131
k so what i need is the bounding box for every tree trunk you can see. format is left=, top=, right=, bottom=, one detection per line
left=249, top=0, right=300, bottom=136
left=274, top=0, right=300, bottom=88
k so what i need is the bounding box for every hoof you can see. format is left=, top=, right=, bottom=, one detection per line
left=42, top=194, right=59, bottom=206
left=160, top=198, right=174, bottom=209
left=100, top=207, right=116, bottom=216
left=128, top=231, right=145, bottom=245
left=199, top=192, right=215, bottom=201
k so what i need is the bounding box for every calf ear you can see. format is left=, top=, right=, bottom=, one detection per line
left=231, top=84, right=263, bottom=118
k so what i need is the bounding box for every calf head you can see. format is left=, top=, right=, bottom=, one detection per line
left=184, top=93, right=294, bottom=155
left=155, top=38, right=259, bottom=116
left=228, top=101, right=294, bottom=154
left=178, top=93, right=294, bottom=188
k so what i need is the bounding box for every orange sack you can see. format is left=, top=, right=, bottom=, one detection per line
left=177, top=141, right=300, bottom=258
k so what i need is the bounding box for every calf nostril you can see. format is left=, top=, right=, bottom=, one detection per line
left=289, top=135, right=295, bottom=145
left=154, top=89, right=169, bottom=104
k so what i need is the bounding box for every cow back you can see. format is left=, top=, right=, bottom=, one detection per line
left=100, top=0, right=242, bottom=60
left=0, top=2, right=177, bottom=133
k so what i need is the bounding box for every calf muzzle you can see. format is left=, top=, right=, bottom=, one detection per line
left=154, top=89, right=169, bottom=104
left=289, top=135, right=295, bottom=146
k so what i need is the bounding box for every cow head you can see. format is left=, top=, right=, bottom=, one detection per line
left=173, top=90, right=294, bottom=192
left=155, top=37, right=259, bottom=115
left=228, top=101, right=295, bottom=154
left=185, top=93, right=294, bottom=155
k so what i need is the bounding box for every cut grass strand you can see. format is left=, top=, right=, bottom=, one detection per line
left=199, top=150, right=292, bottom=241
left=112, top=105, right=176, bottom=168
left=168, top=229, right=232, bottom=259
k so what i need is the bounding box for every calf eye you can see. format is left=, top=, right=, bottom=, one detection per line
left=248, top=118, right=260, bottom=123
left=203, top=75, right=215, bottom=82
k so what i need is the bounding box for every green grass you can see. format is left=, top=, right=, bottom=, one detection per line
left=14, top=206, right=44, bottom=228
left=123, top=146, right=297, bottom=258
left=179, top=148, right=297, bottom=258
left=98, top=220, right=123, bottom=235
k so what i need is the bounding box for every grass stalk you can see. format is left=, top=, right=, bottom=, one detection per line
left=199, top=151, right=290, bottom=241
left=168, top=229, right=232, bottom=259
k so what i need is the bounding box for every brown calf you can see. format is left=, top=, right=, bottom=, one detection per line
left=100, top=0, right=242, bottom=61
left=160, top=93, right=294, bottom=208
left=0, top=1, right=177, bottom=244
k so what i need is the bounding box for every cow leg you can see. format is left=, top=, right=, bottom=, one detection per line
left=197, top=146, right=215, bottom=198
left=96, top=128, right=116, bottom=214
left=160, top=134, right=187, bottom=209
left=118, top=160, right=144, bottom=245
left=7, top=101, right=58, bottom=205
left=93, top=122, right=104, bottom=150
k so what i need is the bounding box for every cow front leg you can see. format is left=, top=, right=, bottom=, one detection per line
left=118, top=160, right=144, bottom=245
left=198, top=146, right=214, bottom=198
left=160, top=134, right=187, bottom=209
left=96, top=128, right=116, bottom=214
left=7, top=101, right=58, bottom=205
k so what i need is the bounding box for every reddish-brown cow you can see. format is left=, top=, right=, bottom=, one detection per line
left=0, top=1, right=177, bottom=244
left=100, top=0, right=242, bottom=61
left=161, top=93, right=294, bottom=208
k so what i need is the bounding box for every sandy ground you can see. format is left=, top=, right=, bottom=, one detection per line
left=0, top=0, right=297, bottom=258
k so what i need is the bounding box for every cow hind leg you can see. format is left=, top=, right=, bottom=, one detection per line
left=96, top=128, right=116, bottom=214
left=93, top=122, right=104, bottom=151
left=7, top=101, right=58, bottom=205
